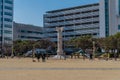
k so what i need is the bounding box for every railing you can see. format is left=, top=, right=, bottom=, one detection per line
left=75, top=29, right=99, bottom=34
left=45, top=5, right=99, bottom=17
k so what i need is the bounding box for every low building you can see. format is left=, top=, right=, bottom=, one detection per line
left=13, top=22, right=43, bottom=41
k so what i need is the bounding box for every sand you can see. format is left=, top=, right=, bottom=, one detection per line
left=0, top=58, right=120, bottom=80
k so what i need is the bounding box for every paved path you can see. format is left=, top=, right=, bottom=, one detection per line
left=0, top=67, right=120, bottom=71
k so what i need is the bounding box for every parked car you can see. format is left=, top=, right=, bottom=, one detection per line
left=63, top=48, right=75, bottom=55
left=25, top=49, right=57, bottom=57
left=25, top=49, right=47, bottom=57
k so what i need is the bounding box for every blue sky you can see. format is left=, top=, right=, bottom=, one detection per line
left=14, top=0, right=99, bottom=27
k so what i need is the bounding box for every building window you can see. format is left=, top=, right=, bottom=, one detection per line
left=4, top=30, right=12, bottom=34
left=5, top=0, right=13, bottom=4
left=21, top=30, right=25, bottom=33
left=118, top=25, right=120, bottom=30
left=4, top=24, right=12, bottom=28
left=119, top=0, right=120, bottom=15
left=0, top=30, right=2, bottom=34
left=4, top=12, right=12, bottom=16
left=4, top=18, right=12, bottom=22
left=4, top=37, right=12, bottom=41
left=105, top=0, right=109, bottom=37
left=4, top=6, right=13, bottom=10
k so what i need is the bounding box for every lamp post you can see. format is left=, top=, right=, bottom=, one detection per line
left=93, top=41, right=95, bottom=59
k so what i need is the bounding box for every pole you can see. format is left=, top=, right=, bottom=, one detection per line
left=93, top=41, right=95, bottom=59
left=53, top=27, right=64, bottom=59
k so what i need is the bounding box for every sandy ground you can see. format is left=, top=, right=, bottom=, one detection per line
left=0, top=58, right=120, bottom=80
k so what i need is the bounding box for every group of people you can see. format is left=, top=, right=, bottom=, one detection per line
left=34, top=53, right=46, bottom=62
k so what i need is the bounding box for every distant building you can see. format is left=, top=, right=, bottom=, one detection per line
left=44, top=0, right=120, bottom=42
left=44, top=3, right=99, bottom=42
left=13, top=22, right=43, bottom=41
left=0, top=0, right=14, bottom=52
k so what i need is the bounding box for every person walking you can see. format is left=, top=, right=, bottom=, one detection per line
left=90, top=53, right=93, bottom=60
left=41, top=54, right=46, bottom=62
left=35, top=53, right=41, bottom=62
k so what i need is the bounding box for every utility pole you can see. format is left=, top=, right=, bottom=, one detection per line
left=93, top=41, right=95, bottom=59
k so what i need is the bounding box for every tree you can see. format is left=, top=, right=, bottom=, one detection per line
left=68, top=35, right=93, bottom=50
left=13, top=39, right=56, bottom=57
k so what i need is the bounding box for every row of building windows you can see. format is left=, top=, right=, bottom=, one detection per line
left=46, top=21, right=99, bottom=28
left=0, top=24, right=12, bottom=28
left=4, top=12, right=12, bottom=16
left=4, top=18, right=12, bottom=22
left=0, top=30, right=12, bottom=34
left=46, top=15, right=99, bottom=23
left=4, top=24, right=12, bottom=28
left=49, top=33, right=98, bottom=38
left=47, top=4, right=98, bottom=13
left=0, top=5, right=13, bottom=10
left=1, top=18, right=12, bottom=22
left=46, top=27, right=99, bottom=33
left=4, top=30, right=12, bottom=34
left=4, top=6, right=13, bottom=10
left=0, top=36, right=12, bottom=41
left=20, top=36, right=42, bottom=39
left=20, top=30, right=43, bottom=34
left=1, top=12, right=12, bottom=16
left=5, top=0, right=13, bottom=4
left=4, top=37, right=12, bottom=41
left=46, top=9, right=99, bottom=18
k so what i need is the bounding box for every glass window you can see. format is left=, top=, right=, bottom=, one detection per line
left=118, top=0, right=120, bottom=15
left=21, top=30, right=25, bottom=33
left=4, top=37, right=12, bottom=41
left=5, top=0, right=13, bottom=4
left=4, top=18, right=12, bottom=22
left=4, top=6, right=13, bottom=10
left=118, top=25, right=120, bottom=30
left=0, top=30, right=2, bottom=34
left=4, top=24, right=12, bottom=28
left=4, top=30, right=12, bottom=34
left=4, top=12, right=12, bottom=16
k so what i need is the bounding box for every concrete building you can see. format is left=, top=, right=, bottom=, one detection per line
left=100, top=0, right=120, bottom=37
left=13, top=22, right=43, bottom=41
left=44, top=3, right=99, bottom=42
left=44, top=0, right=120, bottom=42
left=0, top=0, right=14, bottom=49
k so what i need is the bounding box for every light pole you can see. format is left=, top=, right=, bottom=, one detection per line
left=93, top=41, right=95, bottom=59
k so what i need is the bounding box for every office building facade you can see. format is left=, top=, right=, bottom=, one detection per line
left=44, top=3, right=99, bottom=42
left=44, top=0, right=120, bottom=42
left=13, top=22, right=43, bottom=41
left=100, top=0, right=120, bottom=37
left=0, top=0, right=14, bottom=51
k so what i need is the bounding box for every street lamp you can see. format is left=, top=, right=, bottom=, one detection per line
left=93, top=41, right=95, bottom=59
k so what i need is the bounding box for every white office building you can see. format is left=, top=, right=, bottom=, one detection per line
left=0, top=0, right=14, bottom=51
left=44, top=3, right=99, bottom=42
left=44, top=0, right=120, bottom=42
left=100, top=0, right=120, bottom=37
